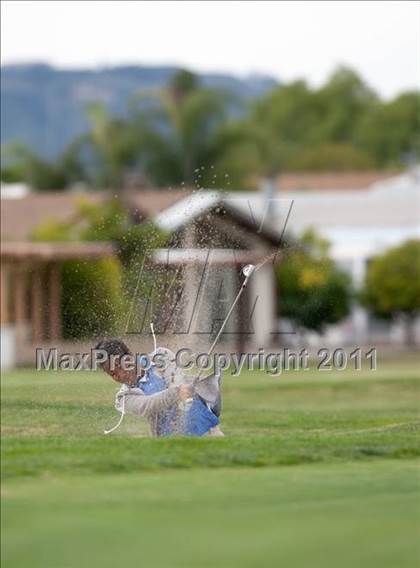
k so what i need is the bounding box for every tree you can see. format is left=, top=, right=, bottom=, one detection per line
left=362, top=240, right=420, bottom=346
left=248, top=66, right=408, bottom=173
left=312, top=66, right=377, bottom=144
left=169, top=69, right=199, bottom=100
left=129, top=71, right=234, bottom=186
left=248, top=70, right=376, bottom=175
left=0, top=142, right=85, bottom=190
left=205, top=119, right=272, bottom=189
left=4, top=64, right=419, bottom=191
left=83, top=102, right=139, bottom=188
left=355, top=92, right=420, bottom=166
left=253, top=80, right=314, bottom=141
left=277, top=231, right=351, bottom=333
left=288, top=143, right=374, bottom=171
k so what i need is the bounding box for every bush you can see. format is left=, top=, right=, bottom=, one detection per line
left=277, top=231, right=351, bottom=332
left=362, top=240, right=420, bottom=345
left=61, top=258, right=123, bottom=340
left=32, top=202, right=128, bottom=340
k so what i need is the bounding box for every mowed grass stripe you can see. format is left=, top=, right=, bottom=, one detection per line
left=2, top=460, right=419, bottom=568
left=1, top=361, right=420, bottom=479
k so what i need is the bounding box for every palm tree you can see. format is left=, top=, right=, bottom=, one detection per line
left=84, top=102, right=138, bottom=188
left=129, top=71, right=231, bottom=186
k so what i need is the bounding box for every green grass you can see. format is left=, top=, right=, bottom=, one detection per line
left=2, top=356, right=420, bottom=567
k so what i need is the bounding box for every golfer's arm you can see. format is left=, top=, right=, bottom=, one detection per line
left=116, top=387, right=180, bottom=418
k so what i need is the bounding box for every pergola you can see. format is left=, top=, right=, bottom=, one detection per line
left=1, top=242, right=115, bottom=343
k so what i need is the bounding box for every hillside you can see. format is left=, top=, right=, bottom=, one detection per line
left=0, top=63, right=277, bottom=157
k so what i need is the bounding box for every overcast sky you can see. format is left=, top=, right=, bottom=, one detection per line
left=1, top=1, right=419, bottom=98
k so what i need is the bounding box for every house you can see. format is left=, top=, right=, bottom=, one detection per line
left=2, top=168, right=418, bottom=368
left=147, top=190, right=287, bottom=354
left=1, top=188, right=284, bottom=367
left=148, top=168, right=420, bottom=349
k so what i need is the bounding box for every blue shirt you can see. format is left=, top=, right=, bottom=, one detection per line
left=138, top=365, right=219, bottom=436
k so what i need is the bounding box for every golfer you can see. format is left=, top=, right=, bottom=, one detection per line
left=96, top=339, right=224, bottom=437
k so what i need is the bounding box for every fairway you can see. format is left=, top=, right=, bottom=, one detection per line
left=2, top=357, right=420, bottom=568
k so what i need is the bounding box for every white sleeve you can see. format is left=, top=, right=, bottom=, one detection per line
left=115, top=386, right=179, bottom=418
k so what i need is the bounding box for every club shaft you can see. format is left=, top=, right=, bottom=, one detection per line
left=196, top=273, right=251, bottom=381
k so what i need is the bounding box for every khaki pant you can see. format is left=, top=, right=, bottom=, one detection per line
left=205, top=426, right=225, bottom=437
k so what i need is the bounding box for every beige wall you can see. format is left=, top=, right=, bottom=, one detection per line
left=249, top=263, right=277, bottom=349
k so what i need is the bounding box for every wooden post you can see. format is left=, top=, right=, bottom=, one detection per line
left=49, top=262, right=61, bottom=341
left=1, top=263, right=10, bottom=324
left=14, top=264, right=26, bottom=325
left=31, top=264, right=43, bottom=343
left=13, top=263, right=27, bottom=345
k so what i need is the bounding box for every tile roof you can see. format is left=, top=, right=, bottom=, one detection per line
left=1, top=191, right=106, bottom=241
left=124, top=189, right=189, bottom=219
left=0, top=189, right=187, bottom=241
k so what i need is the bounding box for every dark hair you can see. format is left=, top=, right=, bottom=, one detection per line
left=94, top=339, right=132, bottom=365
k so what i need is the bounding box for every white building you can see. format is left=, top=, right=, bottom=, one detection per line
left=151, top=168, right=420, bottom=348
left=275, top=168, right=420, bottom=346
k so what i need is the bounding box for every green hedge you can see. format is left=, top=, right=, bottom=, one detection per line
left=61, top=258, right=123, bottom=340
